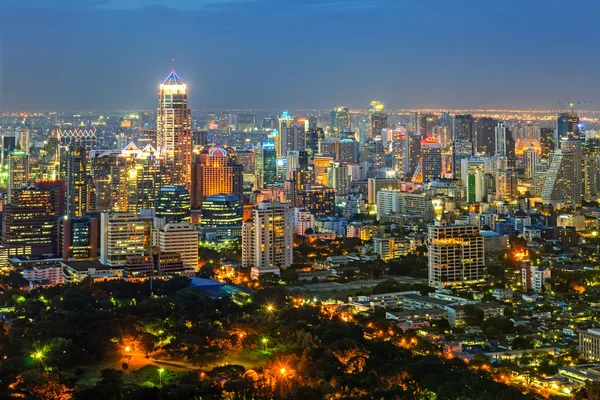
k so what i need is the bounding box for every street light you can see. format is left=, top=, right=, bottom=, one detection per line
left=158, top=368, right=164, bottom=386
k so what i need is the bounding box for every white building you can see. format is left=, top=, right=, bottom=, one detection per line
left=427, top=223, right=485, bottom=287
left=376, top=189, right=434, bottom=222
left=100, top=212, right=146, bottom=268
left=293, top=208, right=315, bottom=236
left=522, top=265, right=551, bottom=291
left=557, top=214, right=586, bottom=232
left=314, top=216, right=347, bottom=236
left=158, top=222, right=199, bottom=271
left=242, top=202, right=293, bottom=269
left=22, top=265, right=63, bottom=289
left=542, top=146, right=582, bottom=208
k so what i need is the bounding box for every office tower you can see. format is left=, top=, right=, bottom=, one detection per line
left=275, top=111, right=293, bottom=157
left=331, top=107, right=351, bottom=134
left=110, top=144, right=165, bottom=213
left=155, top=185, right=191, bottom=223
left=235, top=150, right=254, bottom=176
left=8, top=149, right=29, bottom=203
left=254, top=142, right=277, bottom=188
left=190, top=146, right=243, bottom=207
left=494, top=122, right=510, bottom=157
left=370, top=112, right=388, bottom=139
left=199, top=194, right=243, bottom=239
left=2, top=187, right=58, bottom=257
left=286, top=150, right=309, bottom=180
left=406, top=132, right=422, bottom=175
left=219, top=112, right=231, bottom=131
left=66, top=146, right=95, bottom=217
left=542, top=145, right=582, bottom=208
left=367, top=177, right=401, bottom=204
left=540, top=128, right=555, bottom=160
left=57, top=129, right=97, bottom=155
left=61, top=215, right=99, bottom=259
left=475, top=118, right=498, bottom=155
left=460, top=157, right=487, bottom=203
left=427, top=223, right=485, bottom=287
left=557, top=112, right=580, bottom=142
left=158, top=222, right=198, bottom=271
left=532, top=161, right=549, bottom=197
left=420, top=137, right=442, bottom=182
left=242, top=202, right=293, bottom=268
left=453, top=114, right=474, bottom=141
left=524, top=146, right=540, bottom=180
left=496, top=170, right=518, bottom=200
left=234, top=113, right=256, bottom=132
left=293, top=166, right=315, bottom=192
left=305, top=128, right=323, bottom=154
left=376, top=189, right=434, bottom=223
left=392, top=133, right=406, bottom=172
left=418, top=113, right=438, bottom=136
left=1, top=131, right=17, bottom=168
left=36, top=180, right=66, bottom=216
left=157, top=70, right=192, bottom=188
left=313, top=155, right=335, bottom=185
left=327, top=162, right=350, bottom=196
left=100, top=212, right=146, bottom=267
left=318, top=138, right=359, bottom=164
left=192, top=130, right=208, bottom=148
left=452, top=139, right=474, bottom=178
left=296, top=185, right=336, bottom=217
left=368, top=139, right=386, bottom=169
left=15, top=127, right=30, bottom=156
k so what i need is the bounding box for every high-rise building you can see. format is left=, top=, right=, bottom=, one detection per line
left=100, top=212, right=146, bottom=268
left=540, top=128, right=555, bottom=160
left=254, top=142, right=277, bottom=188
left=15, top=127, right=30, bottom=156
left=8, top=149, right=29, bottom=204
left=420, top=137, right=442, bottom=182
left=199, top=194, right=243, bottom=239
left=495, top=170, right=518, bottom=200
left=157, top=70, right=192, bottom=188
left=542, top=145, right=582, bottom=208
left=376, top=189, right=434, bottom=223
left=452, top=139, right=474, bottom=177
left=66, top=146, right=95, bottom=217
left=453, top=115, right=474, bottom=141
left=61, top=215, right=99, bottom=260
left=296, top=185, right=336, bottom=217
left=584, top=157, right=600, bottom=197
left=155, top=185, right=191, bottom=223
left=475, top=118, right=498, bottom=155
left=242, top=202, right=293, bottom=269
left=370, top=102, right=387, bottom=139
left=460, top=156, right=488, bottom=203
left=327, top=162, right=350, bottom=197
left=418, top=113, right=438, bottom=136
left=406, top=132, right=422, bottom=175
left=495, top=122, right=511, bottom=157
left=275, top=111, right=305, bottom=158
left=557, top=112, right=580, bottom=142
left=190, top=146, right=243, bottom=207
left=428, top=223, right=485, bottom=287
left=331, top=107, right=351, bottom=134
left=158, top=222, right=198, bottom=271
left=2, top=187, right=59, bottom=257
left=524, top=146, right=540, bottom=180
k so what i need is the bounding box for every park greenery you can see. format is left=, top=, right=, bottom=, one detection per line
left=0, top=276, right=537, bottom=399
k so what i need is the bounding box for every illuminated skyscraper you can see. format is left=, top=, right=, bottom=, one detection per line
left=453, top=114, right=474, bottom=141
left=200, top=194, right=243, bottom=239
left=99, top=212, right=146, bottom=267
left=66, top=146, right=95, bottom=217
left=557, top=112, right=580, bottom=142
left=254, top=142, right=277, bottom=188
left=370, top=111, right=388, bottom=139
left=541, top=147, right=581, bottom=208
left=8, top=149, right=29, bottom=204
left=190, top=146, right=243, bottom=207
left=420, top=137, right=442, bottom=182
left=540, top=128, right=555, bottom=160
left=524, top=146, right=540, bottom=180
left=157, top=70, right=192, bottom=189
left=155, top=185, right=191, bottom=223
left=2, top=187, right=59, bottom=257
left=475, top=118, right=497, bottom=155
left=452, top=139, right=474, bottom=178
left=242, top=202, right=293, bottom=269
left=331, top=107, right=351, bottom=134
left=15, top=127, right=30, bottom=156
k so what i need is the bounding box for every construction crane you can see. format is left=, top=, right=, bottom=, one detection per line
left=565, top=101, right=596, bottom=113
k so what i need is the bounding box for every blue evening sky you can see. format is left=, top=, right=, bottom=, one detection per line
left=0, top=0, right=596, bottom=110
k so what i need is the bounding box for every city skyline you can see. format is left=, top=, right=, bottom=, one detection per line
left=2, top=0, right=600, bottom=110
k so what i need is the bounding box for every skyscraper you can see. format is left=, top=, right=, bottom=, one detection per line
left=242, top=202, right=293, bottom=269
left=331, top=107, right=351, bottom=134
left=557, top=112, right=580, bottom=142
left=542, top=141, right=582, bottom=208
left=190, top=146, right=243, bottom=207
left=452, top=139, right=474, bottom=178
left=199, top=194, right=243, bottom=239
left=370, top=101, right=387, bottom=139
left=540, top=127, right=555, bottom=160
left=254, top=142, right=277, bottom=188
left=453, top=114, right=474, bottom=141
left=155, top=185, right=191, bottom=223
left=524, top=146, right=540, bottom=180
left=99, top=212, right=146, bottom=267
left=157, top=70, right=192, bottom=189
left=475, top=118, right=498, bottom=155
left=158, top=222, right=198, bottom=271
left=2, top=187, right=59, bottom=257
left=66, top=146, right=95, bottom=217
left=8, top=149, right=29, bottom=203
left=420, top=137, right=442, bottom=182
left=428, top=223, right=485, bottom=287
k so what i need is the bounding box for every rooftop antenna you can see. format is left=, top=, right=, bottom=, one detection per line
left=171, top=58, right=175, bottom=72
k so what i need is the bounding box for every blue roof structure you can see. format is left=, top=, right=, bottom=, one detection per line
left=162, top=70, right=184, bottom=85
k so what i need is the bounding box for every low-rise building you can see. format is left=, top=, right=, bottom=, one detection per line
left=445, top=302, right=504, bottom=327
left=580, top=329, right=600, bottom=362
left=22, top=265, right=63, bottom=289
